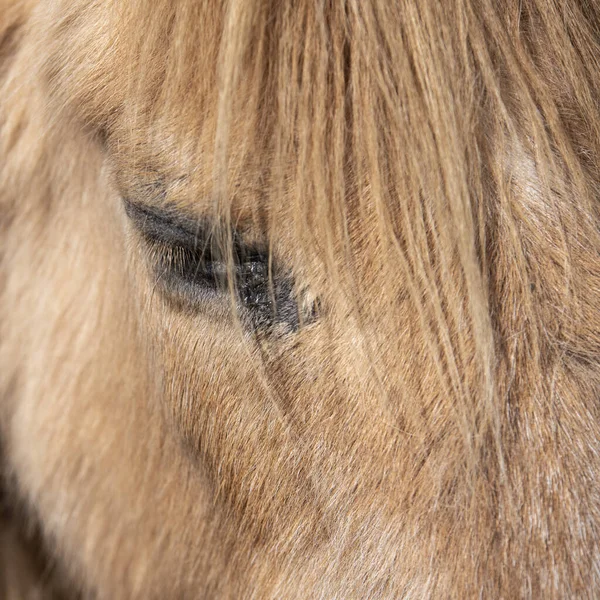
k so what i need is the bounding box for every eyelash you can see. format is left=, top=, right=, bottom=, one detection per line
left=124, top=199, right=314, bottom=331
left=151, top=239, right=302, bottom=331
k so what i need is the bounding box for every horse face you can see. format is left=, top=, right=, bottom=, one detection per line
left=2, top=0, right=600, bottom=598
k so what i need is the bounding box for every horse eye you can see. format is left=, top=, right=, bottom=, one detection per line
left=124, top=199, right=313, bottom=331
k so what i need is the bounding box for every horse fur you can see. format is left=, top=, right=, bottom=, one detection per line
left=1, top=0, right=600, bottom=597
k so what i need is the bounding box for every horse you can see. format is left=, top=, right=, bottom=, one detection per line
left=1, top=0, right=600, bottom=597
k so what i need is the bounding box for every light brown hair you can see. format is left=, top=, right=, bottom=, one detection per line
left=1, top=0, right=600, bottom=597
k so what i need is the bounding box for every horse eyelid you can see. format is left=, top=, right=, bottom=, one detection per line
left=123, top=199, right=237, bottom=289
left=123, top=199, right=213, bottom=252
left=123, top=199, right=275, bottom=313
left=123, top=199, right=313, bottom=331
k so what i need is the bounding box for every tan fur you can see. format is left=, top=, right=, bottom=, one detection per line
left=1, top=0, right=600, bottom=597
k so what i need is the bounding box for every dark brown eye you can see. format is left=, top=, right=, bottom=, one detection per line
left=124, top=199, right=315, bottom=332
